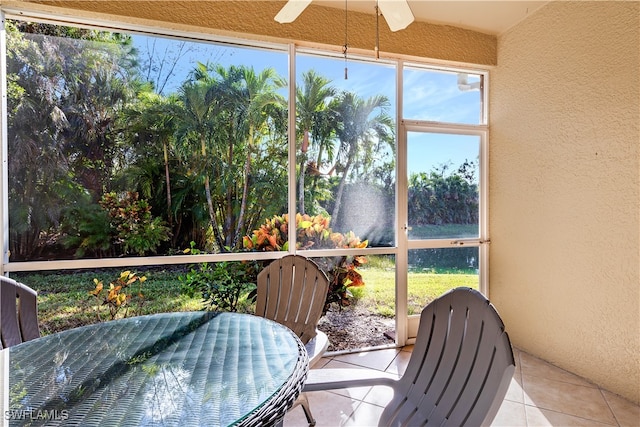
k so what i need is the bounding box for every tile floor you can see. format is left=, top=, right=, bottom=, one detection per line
left=284, top=346, right=640, bottom=426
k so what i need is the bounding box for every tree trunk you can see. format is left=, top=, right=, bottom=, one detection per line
left=331, top=152, right=354, bottom=224
left=201, top=135, right=222, bottom=253
left=298, top=159, right=306, bottom=215
left=163, top=139, right=173, bottom=227
left=204, top=175, right=223, bottom=253
left=311, top=143, right=326, bottom=195
left=298, top=129, right=310, bottom=215
left=234, top=126, right=253, bottom=248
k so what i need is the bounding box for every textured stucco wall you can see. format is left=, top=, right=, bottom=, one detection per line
left=7, top=0, right=496, bottom=65
left=490, top=1, right=639, bottom=404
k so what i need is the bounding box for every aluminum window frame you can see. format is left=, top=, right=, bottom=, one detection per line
left=0, top=6, right=490, bottom=346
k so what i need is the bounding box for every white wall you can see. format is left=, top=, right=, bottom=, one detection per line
left=490, top=1, right=639, bottom=403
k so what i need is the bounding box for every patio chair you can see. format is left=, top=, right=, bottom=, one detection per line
left=255, top=254, right=330, bottom=426
left=0, top=276, right=40, bottom=349
left=303, top=287, right=515, bottom=427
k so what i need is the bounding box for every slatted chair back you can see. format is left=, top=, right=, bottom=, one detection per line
left=255, top=254, right=329, bottom=345
left=0, top=276, right=40, bottom=349
left=381, top=287, right=515, bottom=427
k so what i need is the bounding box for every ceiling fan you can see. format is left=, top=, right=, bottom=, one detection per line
left=275, top=0, right=415, bottom=32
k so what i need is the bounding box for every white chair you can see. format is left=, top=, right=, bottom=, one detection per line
left=303, top=287, right=515, bottom=426
left=255, top=254, right=330, bottom=425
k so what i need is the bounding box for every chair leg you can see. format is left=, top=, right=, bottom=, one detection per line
left=297, top=393, right=316, bottom=426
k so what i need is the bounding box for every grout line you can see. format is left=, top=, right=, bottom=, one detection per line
left=523, top=403, right=620, bottom=427
left=323, top=343, right=398, bottom=357
left=599, top=388, right=622, bottom=427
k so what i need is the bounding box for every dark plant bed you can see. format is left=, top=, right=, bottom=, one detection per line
left=318, top=305, right=395, bottom=352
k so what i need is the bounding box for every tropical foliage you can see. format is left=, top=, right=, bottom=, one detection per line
left=89, top=270, right=147, bottom=321
left=243, top=212, right=371, bottom=252
left=244, top=213, right=368, bottom=310
left=99, top=191, right=171, bottom=256
left=408, top=161, right=479, bottom=226
left=5, top=20, right=478, bottom=271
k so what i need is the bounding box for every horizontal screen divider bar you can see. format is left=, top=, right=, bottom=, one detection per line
left=3, top=247, right=399, bottom=273
left=407, top=239, right=485, bottom=250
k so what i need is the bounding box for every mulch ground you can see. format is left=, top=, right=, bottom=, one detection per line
left=318, top=305, right=395, bottom=352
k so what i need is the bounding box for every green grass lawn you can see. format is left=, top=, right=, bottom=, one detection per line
left=15, top=263, right=478, bottom=336
left=409, top=224, right=478, bottom=239
left=354, top=265, right=478, bottom=316
left=15, top=269, right=203, bottom=335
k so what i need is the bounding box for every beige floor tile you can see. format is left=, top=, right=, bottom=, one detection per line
left=513, top=347, right=523, bottom=377
left=361, top=384, right=394, bottom=407
left=504, top=376, right=525, bottom=404
left=602, top=390, right=640, bottom=427
left=384, top=349, right=411, bottom=376
left=312, top=356, right=332, bottom=369
left=330, top=386, right=373, bottom=403
left=522, top=374, right=617, bottom=425
left=519, top=352, right=596, bottom=388
left=401, top=344, right=414, bottom=353
left=491, top=399, right=527, bottom=426
left=525, top=405, right=617, bottom=426
left=317, top=359, right=373, bottom=400
left=331, top=348, right=401, bottom=371
left=284, top=391, right=360, bottom=427
left=284, top=402, right=314, bottom=426
left=296, top=347, right=636, bottom=427
left=322, top=359, right=367, bottom=369
left=343, top=401, right=385, bottom=426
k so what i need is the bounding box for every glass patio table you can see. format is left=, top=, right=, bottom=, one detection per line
left=0, top=311, right=308, bottom=426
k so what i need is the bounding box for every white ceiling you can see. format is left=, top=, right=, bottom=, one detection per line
left=315, top=0, right=550, bottom=35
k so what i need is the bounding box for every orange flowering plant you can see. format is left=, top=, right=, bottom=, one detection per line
left=244, top=213, right=368, bottom=311
left=90, top=270, right=146, bottom=321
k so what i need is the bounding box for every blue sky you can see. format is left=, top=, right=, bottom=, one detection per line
left=132, top=34, right=481, bottom=178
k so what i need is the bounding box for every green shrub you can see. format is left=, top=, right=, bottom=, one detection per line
left=61, top=200, right=113, bottom=258
left=100, top=191, right=171, bottom=256
left=179, top=259, right=258, bottom=312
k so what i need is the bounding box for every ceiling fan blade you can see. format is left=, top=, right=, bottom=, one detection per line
left=275, top=0, right=313, bottom=24
left=377, top=0, right=414, bottom=32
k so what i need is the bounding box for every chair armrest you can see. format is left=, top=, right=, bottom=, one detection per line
left=306, top=331, right=329, bottom=367
left=303, top=368, right=399, bottom=392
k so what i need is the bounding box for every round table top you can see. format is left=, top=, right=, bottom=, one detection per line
left=2, top=311, right=308, bottom=426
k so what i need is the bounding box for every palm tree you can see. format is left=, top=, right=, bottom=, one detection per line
left=296, top=70, right=336, bottom=214
left=6, top=21, right=138, bottom=259
left=174, top=63, right=226, bottom=252
left=119, top=89, right=179, bottom=231
left=308, top=98, right=341, bottom=207
left=6, top=24, right=70, bottom=259
left=330, top=92, right=394, bottom=223
left=228, top=65, right=286, bottom=248
left=59, top=30, right=138, bottom=201
left=174, top=63, right=286, bottom=251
